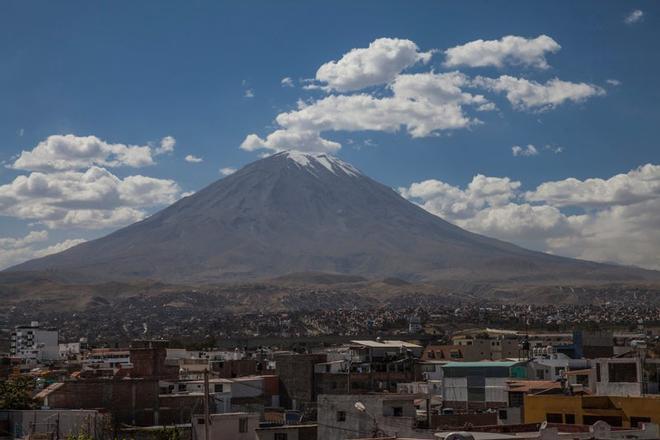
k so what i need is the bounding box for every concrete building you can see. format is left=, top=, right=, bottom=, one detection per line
left=528, top=350, right=589, bottom=381
left=591, top=356, right=642, bottom=396
left=317, top=393, right=432, bottom=440
left=10, top=322, right=59, bottom=361
left=255, top=424, right=317, bottom=440
left=81, top=349, right=132, bottom=377
left=275, top=353, right=327, bottom=410
left=441, top=361, right=527, bottom=410
left=192, top=412, right=259, bottom=440
left=524, top=394, right=660, bottom=427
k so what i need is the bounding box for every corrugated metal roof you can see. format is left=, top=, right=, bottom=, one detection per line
left=441, top=361, right=522, bottom=368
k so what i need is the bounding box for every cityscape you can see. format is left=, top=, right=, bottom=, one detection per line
left=2, top=1, right=660, bottom=440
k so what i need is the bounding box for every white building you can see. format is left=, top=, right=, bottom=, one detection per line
left=82, top=349, right=132, bottom=376
left=10, top=322, right=59, bottom=361
left=529, top=349, right=589, bottom=381
left=317, top=393, right=430, bottom=440
left=192, top=412, right=259, bottom=440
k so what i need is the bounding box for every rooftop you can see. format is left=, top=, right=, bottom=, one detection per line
left=350, top=340, right=421, bottom=348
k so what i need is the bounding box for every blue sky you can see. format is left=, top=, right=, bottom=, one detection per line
left=1, top=1, right=659, bottom=270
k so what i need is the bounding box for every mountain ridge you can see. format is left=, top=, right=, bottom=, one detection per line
left=7, top=151, right=660, bottom=284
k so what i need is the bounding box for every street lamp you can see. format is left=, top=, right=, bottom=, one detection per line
left=354, top=401, right=386, bottom=438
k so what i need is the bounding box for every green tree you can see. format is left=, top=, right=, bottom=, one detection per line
left=0, top=376, right=37, bottom=409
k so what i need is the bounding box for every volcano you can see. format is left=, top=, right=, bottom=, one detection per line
left=7, top=151, right=657, bottom=284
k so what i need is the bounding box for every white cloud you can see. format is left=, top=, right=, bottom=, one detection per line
left=281, top=77, right=294, bottom=87
left=242, top=72, right=487, bottom=154
left=315, top=37, right=433, bottom=92
left=444, top=35, right=561, bottom=69
left=241, top=36, right=607, bottom=154
left=0, top=166, right=181, bottom=229
left=244, top=89, right=255, bottom=98
left=512, top=144, right=539, bottom=157
left=400, top=163, right=660, bottom=270
left=606, top=79, right=622, bottom=86
left=526, top=163, right=660, bottom=208
left=474, top=75, right=605, bottom=111
left=399, top=174, right=520, bottom=221
left=219, top=167, right=237, bottom=176
left=185, top=155, right=203, bottom=163
left=0, top=230, right=86, bottom=270
left=12, top=134, right=175, bottom=171
left=155, top=136, right=176, bottom=155
left=625, top=10, right=644, bottom=25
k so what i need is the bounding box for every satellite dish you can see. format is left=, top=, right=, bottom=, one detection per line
left=354, top=402, right=366, bottom=412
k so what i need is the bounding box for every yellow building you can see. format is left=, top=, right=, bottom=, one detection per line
left=524, top=394, right=660, bottom=428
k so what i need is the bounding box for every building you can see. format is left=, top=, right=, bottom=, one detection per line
left=449, top=336, right=521, bottom=361
left=528, top=349, right=589, bottom=381
left=192, top=412, right=259, bottom=440
left=81, top=349, right=133, bottom=377
left=10, top=322, right=59, bottom=361
left=255, top=424, right=317, bottom=440
left=524, top=394, right=660, bottom=428
left=317, top=393, right=432, bottom=440
left=591, top=356, right=642, bottom=396
left=275, top=353, right=327, bottom=411
left=441, top=361, right=527, bottom=410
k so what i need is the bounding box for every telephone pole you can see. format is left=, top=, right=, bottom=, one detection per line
left=203, top=369, right=210, bottom=440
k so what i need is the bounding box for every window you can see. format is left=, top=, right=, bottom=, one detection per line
left=546, top=413, right=563, bottom=423
left=631, top=417, right=651, bottom=428
left=178, top=384, right=186, bottom=392
left=564, top=414, right=575, bottom=424
left=239, top=417, right=248, bottom=433
left=596, top=363, right=601, bottom=382
left=214, top=384, right=223, bottom=393
left=498, top=409, right=508, bottom=420
left=583, top=415, right=622, bottom=427
left=336, top=411, right=346, bottom=422
left=392, top=406, right=403, bottom=417
left=608, top=363, right=637, bottom=383
left=197, top=418, right=205, bottom=425
left=274, top=434, right=288, bottom=440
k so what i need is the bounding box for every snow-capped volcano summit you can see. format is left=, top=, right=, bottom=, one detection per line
left=279, top=151, right=361, bottom=177
left=8, top=151, right=657, bottom=284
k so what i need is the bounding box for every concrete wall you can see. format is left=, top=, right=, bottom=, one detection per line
left=39, top=379, right=161, bottom=426
left=256, top=425, right=317, bottom=440
left=1, top=410, right=109, bottom=439
left=275, top=354, right=326, bottom=410
left=192, top=412, right=259, bottom=440
left=317, top=394, right=434, bottom=440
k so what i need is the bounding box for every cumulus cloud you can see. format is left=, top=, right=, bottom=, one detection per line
left=0, top=166, right=181, bottom=229
left=281, top=77, right=294, bottom=87
left=185, top=155, right=203, bottom=163
left=242, top=72, right=488, bottom=154
left=444, top=35, right=561, bottom=69
left=474, top=75, right=605, bottom=111
left=0, top=230, right=86, bottom=270
left=12, top=134, right=175, bottom=171
left=512, top=144, right=539, bottom=157
left=400, top=163, right=660, bottom=270
left=244, top=89, right=255, bottom=98
left=315, top=37, right=433, bottom=92
left=241, top=36, right=608, bottom=154
left=219, top=167, right=237, bottom=176
left=526, top=163, right=660, bottom=208
left=606, top=79, right=622, bottom=86
left=155, top=136, right=176, bottom=155
left=625, top=10, right=644, bottom=25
